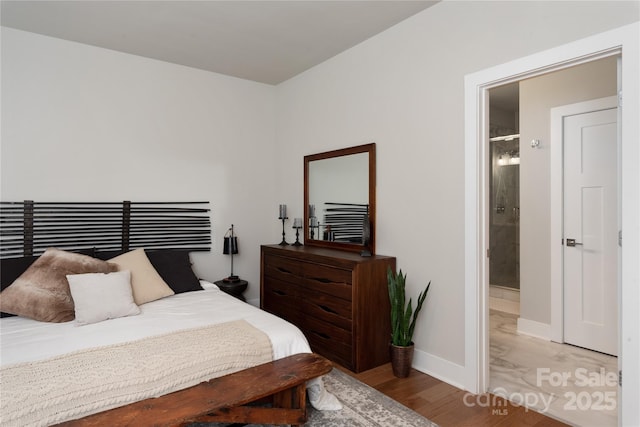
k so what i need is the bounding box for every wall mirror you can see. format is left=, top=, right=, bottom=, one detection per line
left=304, top=143, right=376, bottom=255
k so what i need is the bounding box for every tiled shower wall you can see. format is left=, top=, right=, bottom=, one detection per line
left=490, top=132, right=520, bottom=289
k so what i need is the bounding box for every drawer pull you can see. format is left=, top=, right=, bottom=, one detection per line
left=310, top=277, right=333, bottom=284
left=319, top=304, right=337, bottom=314
left=273, top=290, right=287, bottom=296
left=276, top=267, right=293, bottom=275
left=313, top=331, right=331, bottom=340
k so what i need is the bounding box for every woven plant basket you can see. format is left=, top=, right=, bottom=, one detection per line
left=389, top=343, right=414, bottom=378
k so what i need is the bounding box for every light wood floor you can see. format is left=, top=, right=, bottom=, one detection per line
left=337, top=363, right=569, bottom=427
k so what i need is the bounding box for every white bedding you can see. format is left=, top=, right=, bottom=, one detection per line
left=0, top=282, right=308, bottom=365
left=0, top=281, right=341, bottom=417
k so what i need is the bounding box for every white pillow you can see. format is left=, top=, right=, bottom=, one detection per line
left=108, top=248, right=174, bottom=305
left=67, top=270, right=140, bottom=325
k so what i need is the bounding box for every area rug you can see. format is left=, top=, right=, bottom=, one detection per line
left=191, top=367, right=437, bottom=427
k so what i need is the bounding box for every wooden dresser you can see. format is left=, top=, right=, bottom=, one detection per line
left=260, top=244, right=396, bottom=373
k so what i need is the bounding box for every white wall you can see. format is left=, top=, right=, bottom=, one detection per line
left=0, top=28, right=278, bottom=303
left=519, top=57, right=617, bottom=327
left=275, top=0, right=638, bottom=381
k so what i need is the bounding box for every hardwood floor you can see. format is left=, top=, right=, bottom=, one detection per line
left=337, top=363, right=569, bottom=427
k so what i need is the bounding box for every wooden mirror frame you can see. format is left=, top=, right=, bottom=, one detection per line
left=304, top=143, right=376, bottom=254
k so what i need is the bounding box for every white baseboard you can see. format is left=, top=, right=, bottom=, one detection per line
left=412, top=348, right=466, bottom=391
left=517, top=317, right=551, bottom=340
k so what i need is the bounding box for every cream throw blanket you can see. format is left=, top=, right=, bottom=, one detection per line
left=0, top=320, right=273, bottom=427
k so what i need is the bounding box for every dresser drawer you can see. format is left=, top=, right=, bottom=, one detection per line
left=303, top=316, right=353, bottom=369
left=300, top=290, right=352, bottom=330
left=262, top=279, right=300, bottom=319
left=302, top=263, right=352, bottom=301
left=266, top=303, right=301, bottom=325
left=263, top=254, right=303, bottom=284
left=303, top=262, right=352, bottom=284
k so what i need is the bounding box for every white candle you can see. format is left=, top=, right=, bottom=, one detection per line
left=311, top=217, right=318, bottom=227
left=279, top=204, right=287, bottom=219
left=293, top=217, right=302, bottom=228
left=309, top=204, right=315, bottom=218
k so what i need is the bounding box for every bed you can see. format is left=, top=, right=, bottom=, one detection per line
left=0, top=201, right=340, bottom=426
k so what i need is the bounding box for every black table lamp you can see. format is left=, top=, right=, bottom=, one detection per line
left=223, top=224, right=240, bottom=282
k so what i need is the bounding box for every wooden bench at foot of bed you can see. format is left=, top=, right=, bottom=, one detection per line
left=55, top=353, right=333, bottom=427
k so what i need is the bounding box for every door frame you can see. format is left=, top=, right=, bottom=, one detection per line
left=463, top=22, right=639, bottom=425
left=549, top=96, right=619, bottom=344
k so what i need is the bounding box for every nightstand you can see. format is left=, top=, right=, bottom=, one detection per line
left=214, top=279, right=248, bottom=302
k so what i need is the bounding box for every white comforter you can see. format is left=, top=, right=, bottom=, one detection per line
left=0, top=282, right=340, bottom=416
left=1, top=283, right=308, bottom=365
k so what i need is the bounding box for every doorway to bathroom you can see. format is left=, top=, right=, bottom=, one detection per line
left=464, top=23, right=639, bottom=426
left=486, top=58, right=620, bottom=426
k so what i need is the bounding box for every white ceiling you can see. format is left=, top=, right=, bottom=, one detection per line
left=1, top=0, right=439, bottom=85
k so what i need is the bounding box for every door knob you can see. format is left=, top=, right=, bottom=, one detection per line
left=566, top=238, right=583, bottom=247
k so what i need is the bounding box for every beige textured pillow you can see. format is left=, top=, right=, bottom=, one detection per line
left=0, top=248, right=117, bottom=322
left=108, top=249, right=174, bottom=304
left=67, top=270, right=140, bottom=325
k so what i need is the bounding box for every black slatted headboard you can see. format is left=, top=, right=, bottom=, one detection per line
left=0, top=201, right=211, bottom=259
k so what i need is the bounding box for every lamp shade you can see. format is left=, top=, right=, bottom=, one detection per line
left=223, top=236, right=238, bottom=254
left=223, top=224, right=239, bottom=254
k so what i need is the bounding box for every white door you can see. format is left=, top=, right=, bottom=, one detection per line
left=563, top=106, right=618, bottom=356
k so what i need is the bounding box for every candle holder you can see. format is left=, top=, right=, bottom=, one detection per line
left=309, top=217, right=319, bottom=240
left=278, top=204, right=289, bottom=245
left=292, top=218, right=303, bottom=246
left=279, top=216, right=289, bottom=245
left=308, top=204, right=317, bottom=240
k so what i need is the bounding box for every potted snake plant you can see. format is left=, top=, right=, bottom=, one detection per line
left=387, top=267, right=431, bottom=378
